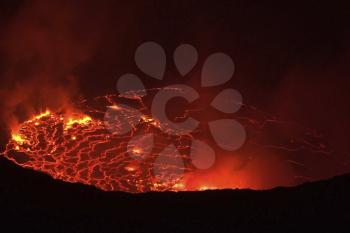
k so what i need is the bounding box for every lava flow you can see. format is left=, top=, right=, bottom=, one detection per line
left=2, top=93, right=332, bottom=193
left=4, top=114, right=188, bottom=192
left=2, top=93, right=197, bottom=192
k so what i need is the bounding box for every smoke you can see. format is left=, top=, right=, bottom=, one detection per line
left=0, top=0, right=348, bottom=189
left=0, top=0, right=112, bottom=130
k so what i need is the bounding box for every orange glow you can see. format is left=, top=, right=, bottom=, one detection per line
left=141, top=115, right=153, bottom=123
left=3, top=93, right=331, bottom=193
left=65, top=115, right=92, bottom=130
left=172, top=182, right=185, bottom=190
left=198, top=185, right=218, bottom=191
left=109, top=105, right=120, bottom=110
left=34, top=110, right=51, bottom=120
left=4, top=110, right=290, bottom=192
left=141, top=115, right=161, bottom=128
left=125, top=166, right=137, bottom=172
left=11, top=134, right=26, bottom=145
left=132, top=148, right=142, bottom=154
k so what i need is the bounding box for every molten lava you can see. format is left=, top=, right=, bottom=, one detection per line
left=2, top=94, right=332, bottom=193
left=4, top=113, right=181, bottom=192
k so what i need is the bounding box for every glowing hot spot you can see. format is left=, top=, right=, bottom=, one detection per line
left=65, top=116, right=92, bottom=130
left=34, top=110, right=51, bottom=120
left=198, top=185, right=218, bottom=191
left=11, top=134, right=26, bottom=145
left=2, top=94, right=332, bottom=193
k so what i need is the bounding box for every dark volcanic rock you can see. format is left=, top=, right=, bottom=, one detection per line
left=0, top=156, right=349, bottom=233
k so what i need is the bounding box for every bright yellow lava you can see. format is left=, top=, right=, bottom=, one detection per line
left=141, top=115, right=153, bottom=123
left=34, top=110, right=51, bottom=120
left=12, top=134, right=25, bottom=145
left=11, top=111, right=51, bottom=145
left=65, top=116, right=92, bottom=130
left=141, top=115, right=160, bottom=127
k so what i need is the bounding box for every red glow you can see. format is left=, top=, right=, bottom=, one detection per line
left=2, top=94, right=332, bottom=193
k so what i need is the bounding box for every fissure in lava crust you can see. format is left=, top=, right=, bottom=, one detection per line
left=2, top=94, right=332, bottom=193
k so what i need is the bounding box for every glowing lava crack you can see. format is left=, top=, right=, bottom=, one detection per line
left=4, top=109, right=194, bottom=193
left=2, top=94, right=332, bottom=193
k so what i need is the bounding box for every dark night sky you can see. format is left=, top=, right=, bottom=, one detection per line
left=0, top=0, right=349, bottom=187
